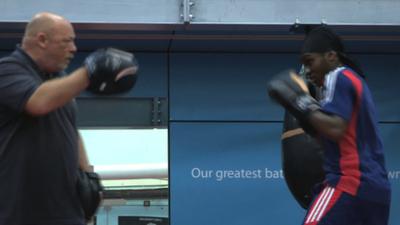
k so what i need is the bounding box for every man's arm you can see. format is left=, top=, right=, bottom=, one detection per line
left=267, top=70, right=349, bottom=141
left=309, top=111, right=348, bottom=141
left=78, top=133, right=93, bottom=172
left=25, top=48, right=138, bottom=116
left=25, top=67, right=89, bottom=116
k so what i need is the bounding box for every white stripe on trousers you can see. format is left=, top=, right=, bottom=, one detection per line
left=305, top=187, right=336, bottom=224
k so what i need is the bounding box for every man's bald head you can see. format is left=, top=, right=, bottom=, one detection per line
left=23, top=12, right=69, bottom=40
left=21, top=12, right=77, bottom=73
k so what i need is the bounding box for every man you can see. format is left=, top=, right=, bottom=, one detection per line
left=0, top=12, right=137, bottom=224
left=268, top=26, right=391, bottom=225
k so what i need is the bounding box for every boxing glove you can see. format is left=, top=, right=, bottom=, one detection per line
left=84, top=48, right=139, bottom=94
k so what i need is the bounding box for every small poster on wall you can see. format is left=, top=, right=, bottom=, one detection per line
left=119, top=216, right=169, bottom=225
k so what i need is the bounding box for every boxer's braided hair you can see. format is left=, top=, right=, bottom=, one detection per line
left=301, top=26, right=365, bottom=79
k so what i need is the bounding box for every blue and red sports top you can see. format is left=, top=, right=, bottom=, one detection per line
left=320, top=66, right=391, bottom=204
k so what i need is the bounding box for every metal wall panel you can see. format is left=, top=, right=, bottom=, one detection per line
left=187, top=0, right=400, bottom=25
left=1, top=0, right=400, bottom=25
left=0, top=0, right=181, bottom=24
left=76, top=98, right=167, bottom=128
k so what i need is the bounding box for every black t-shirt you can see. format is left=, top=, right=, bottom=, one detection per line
left=0, top=47, right=84, bottom=225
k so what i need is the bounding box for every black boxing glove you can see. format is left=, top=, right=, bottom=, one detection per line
left=76, top=169, right=103, bottom=221
left=267, top=70, right=320, bottom=135
left=84, top=48, right=139, bottom=94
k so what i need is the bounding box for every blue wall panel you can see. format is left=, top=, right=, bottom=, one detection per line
left=380, top=124, right=400, bottom=225
left=170, top=53, right=300, bottom=121
left=356, top=54, right=400, bottom=122
left=170, top=53, right=400, bottom=122
left=170, top=122, right=305, bottom=225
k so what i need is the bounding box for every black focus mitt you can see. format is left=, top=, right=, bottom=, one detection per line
left=76, top=169, right=103, bottom=221
left=267, top=70, right=320, bottom=135
left=84, top=48, right=139, bottom=94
